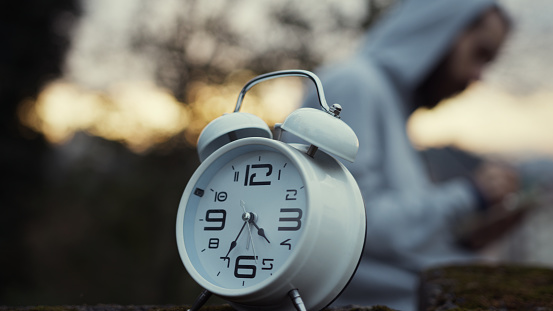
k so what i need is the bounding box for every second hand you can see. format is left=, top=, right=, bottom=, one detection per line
left=246, top=219, right=258, bottom=264
left=241, top=200, right=258, bottom=264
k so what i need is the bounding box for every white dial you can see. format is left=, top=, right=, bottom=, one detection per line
left=182, top=148, right=306, bottom=290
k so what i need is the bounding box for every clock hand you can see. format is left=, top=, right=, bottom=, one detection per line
left=241, top=200, right=270, bottom=243
left=240, top=200, right=252, bottom=250
left=245, top=219, right=258, bottom=264
left=225, top=221, right=247, bottom=257
left=250, top=220, right=270, bottom=243
left=240, top=201, right=259, bottom=263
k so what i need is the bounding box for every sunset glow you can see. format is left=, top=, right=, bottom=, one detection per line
left=19, top=73, right=302, bottom=152
left=19, top=82, right=190, bottom=152
left=408, top=83, right=553, bottom=158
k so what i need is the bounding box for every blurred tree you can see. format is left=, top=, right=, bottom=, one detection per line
left=71, top=0, right=395, bottom=101
left=0, top=0, right=80, bottom=304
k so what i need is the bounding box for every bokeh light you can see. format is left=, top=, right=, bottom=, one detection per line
left=409, top=84, right=553, bottom=159
left=19, top=81, right=190, bottom=152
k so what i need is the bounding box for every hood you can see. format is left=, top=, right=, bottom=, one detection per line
left=359, top=0, right=504, bottom=94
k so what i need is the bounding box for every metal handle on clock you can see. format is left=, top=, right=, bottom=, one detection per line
left=234, top=69, right=331, bottom=114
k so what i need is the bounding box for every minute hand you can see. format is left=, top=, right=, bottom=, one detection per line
left=225, top=221, right=247, bottom=257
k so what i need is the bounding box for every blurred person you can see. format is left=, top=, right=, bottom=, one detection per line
left=287, top=0, right=517, bottom=310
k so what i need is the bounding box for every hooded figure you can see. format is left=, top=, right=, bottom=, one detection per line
left=290, top=0, right=512, bottom=310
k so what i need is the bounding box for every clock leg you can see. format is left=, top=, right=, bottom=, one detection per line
left=187, top=289, right=212, bottom=311
left=288, top=289, right=307, bottom=311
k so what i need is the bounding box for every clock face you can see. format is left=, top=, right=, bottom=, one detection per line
left=181, top=147, right=306, bottom=290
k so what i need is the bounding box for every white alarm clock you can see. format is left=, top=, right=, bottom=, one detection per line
left=176, top=70, right=366, bottom=311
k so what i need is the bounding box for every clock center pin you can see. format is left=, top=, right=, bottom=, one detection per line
left=242, top=212, right=252, bottom=222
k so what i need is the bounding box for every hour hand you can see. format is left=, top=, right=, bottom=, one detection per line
left=251, top=219, right=270, bottom=243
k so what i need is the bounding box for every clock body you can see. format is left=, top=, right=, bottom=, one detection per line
left=176, top=137, right=366, bottom=311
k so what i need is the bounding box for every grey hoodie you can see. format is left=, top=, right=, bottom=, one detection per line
left=293, top=0, right=504, bottom=310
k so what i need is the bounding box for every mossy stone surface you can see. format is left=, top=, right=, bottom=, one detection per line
left=0, top=305, right=395, bottom=311
left=419, top=264, right=553, bottom=310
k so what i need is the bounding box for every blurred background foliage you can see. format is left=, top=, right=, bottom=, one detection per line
left=1, top=0, right=393, bottom=305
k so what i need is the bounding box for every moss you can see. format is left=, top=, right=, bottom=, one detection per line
left=420, top=264, right=553, bottom=310
left=155, top=307, right=233, bottom=311
left=0, top=307, right=78, bottom=311
left=0, top=306, right=233, bottom=311
left=0, top=305, right=396, bottom=311
left=324, top=305, right=396, bottom=311
left=366, top=305, right=397, bottom=311
left=29, top=307, right=78, bottom=311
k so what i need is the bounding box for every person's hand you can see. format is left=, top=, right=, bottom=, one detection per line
left=473, top=161, right=519, bottom=209
left=461, top=162, right=526, bottom=250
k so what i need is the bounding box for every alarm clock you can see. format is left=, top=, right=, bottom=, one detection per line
left=176, top=70, right=366, bottom=311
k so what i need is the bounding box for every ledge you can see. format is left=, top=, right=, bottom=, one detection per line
left=419, top=263, right=553, bottom=310
left=0, top=305, right=395, bottom=311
